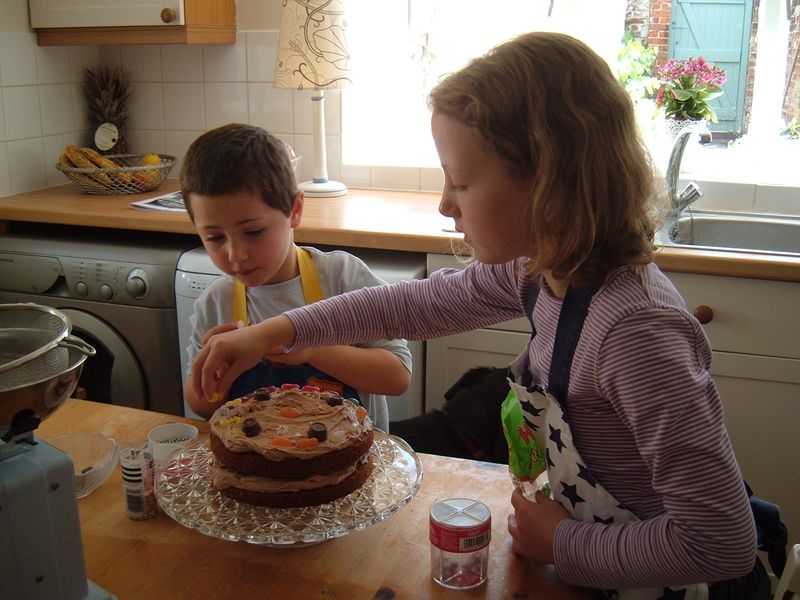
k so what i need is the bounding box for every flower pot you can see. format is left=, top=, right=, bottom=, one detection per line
left=664, top=118, right=706, bottom=142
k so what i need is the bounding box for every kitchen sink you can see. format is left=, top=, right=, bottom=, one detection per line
left=662, top=211, right=800, bottom=256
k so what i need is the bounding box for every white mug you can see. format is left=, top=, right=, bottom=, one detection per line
left=147, top=423, right=198, bottom=473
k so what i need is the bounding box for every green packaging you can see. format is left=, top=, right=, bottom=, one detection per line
left=500, top=389, right=550, bottom=498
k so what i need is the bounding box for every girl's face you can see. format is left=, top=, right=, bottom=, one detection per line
left=191, top=190, right=303, bottom=287
left=432, top=110, right=534, bottom=264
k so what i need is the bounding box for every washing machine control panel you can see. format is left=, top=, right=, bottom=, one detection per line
left=59, top=257, right=173, bottom=307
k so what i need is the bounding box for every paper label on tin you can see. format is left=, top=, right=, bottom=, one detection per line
left=94, top=122, right=119, bottom=151
left=429, top=520, right=491, bottom=553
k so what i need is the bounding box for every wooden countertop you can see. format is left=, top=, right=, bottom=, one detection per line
left=1, top=180, right=798, bottom=282
left=36, top=399, right=590, bottom=599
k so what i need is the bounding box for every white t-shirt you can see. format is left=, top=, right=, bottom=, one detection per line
left=185, top=246, right=412, bottom=431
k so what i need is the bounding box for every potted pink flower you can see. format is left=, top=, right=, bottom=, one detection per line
left=655, top=56, right=727, bottom=123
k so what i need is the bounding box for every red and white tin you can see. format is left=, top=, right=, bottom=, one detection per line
left=429, top=498, right=491, bottom=589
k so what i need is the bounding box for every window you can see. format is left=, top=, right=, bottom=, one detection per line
left=342, top=0, right=800, bottom=213
left=343, top=0, right=627, bottom=168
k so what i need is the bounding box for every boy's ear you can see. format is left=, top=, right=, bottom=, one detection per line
left=289, top=191, right=304, bottom=228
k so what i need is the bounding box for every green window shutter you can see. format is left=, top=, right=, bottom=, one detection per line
left=669, top=0, right=753, bottom=134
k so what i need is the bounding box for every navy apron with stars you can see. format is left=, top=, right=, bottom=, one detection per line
left=506, top=281, right=708, bottom=600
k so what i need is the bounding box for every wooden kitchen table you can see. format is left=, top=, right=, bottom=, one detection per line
left=37, top=399, right=591, bottom=600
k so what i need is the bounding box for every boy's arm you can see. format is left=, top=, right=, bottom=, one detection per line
left=265, top=345, right=411, bottom=396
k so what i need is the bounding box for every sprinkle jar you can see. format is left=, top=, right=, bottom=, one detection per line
left=429, top=498, right=491, bottom=590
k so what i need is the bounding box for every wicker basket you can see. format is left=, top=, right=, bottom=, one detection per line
left=56, top=153, right=176, bottom=195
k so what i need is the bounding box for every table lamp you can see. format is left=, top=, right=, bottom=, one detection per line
left=274, top=0, right=351, bottom=198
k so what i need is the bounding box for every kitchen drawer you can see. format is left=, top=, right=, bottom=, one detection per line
left=666, top=272, right=800, bottom=359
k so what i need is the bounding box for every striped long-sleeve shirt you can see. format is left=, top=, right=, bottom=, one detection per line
left=285, top=258, right=757, bottom=589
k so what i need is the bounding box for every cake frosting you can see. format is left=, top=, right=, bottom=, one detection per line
left=209, top=385, right=372, bottom=460
left=208, top=384, right=376, bottom=507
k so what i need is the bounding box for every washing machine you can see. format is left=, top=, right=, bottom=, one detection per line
left=176, top=245, right=427, bottom=421
left=0, top=224, right=197, bottom=416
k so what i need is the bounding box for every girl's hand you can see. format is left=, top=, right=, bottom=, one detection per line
left=263, top=346, right=315, bottom=366
left=200, top=321, right=242, bottom=346
left=192, top=315, right=297, bottom=402
left=507, top=487, right=571, bottom=565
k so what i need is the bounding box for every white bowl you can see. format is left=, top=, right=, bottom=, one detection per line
left=42, top=431, right=119, bottom=498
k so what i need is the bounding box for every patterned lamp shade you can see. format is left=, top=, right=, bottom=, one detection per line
left=274, top=0, right=352, bottom=91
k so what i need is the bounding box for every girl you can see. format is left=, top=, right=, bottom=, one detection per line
left=191, top=33, right=764, bottom=598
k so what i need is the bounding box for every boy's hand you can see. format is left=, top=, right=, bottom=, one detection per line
left=507, top=487, right=571, bottom=565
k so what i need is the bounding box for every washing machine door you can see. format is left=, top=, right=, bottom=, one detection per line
left=58, top=308, right=147, bottom=410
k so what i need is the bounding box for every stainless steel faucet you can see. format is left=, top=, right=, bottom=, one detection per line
left=664, top=127, right=712, bottom=242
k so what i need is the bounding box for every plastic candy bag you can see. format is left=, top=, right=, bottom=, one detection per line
left=500, top=389, right=551, bottom=501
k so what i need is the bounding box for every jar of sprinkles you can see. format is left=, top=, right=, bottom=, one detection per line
left=429, top=498, right=491, bottom=589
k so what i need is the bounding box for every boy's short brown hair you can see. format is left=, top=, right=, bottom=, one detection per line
left=180, top=123, right=297, bottom=218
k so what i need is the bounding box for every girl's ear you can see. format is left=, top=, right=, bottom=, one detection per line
left=289, top=191, right=304, bottom=228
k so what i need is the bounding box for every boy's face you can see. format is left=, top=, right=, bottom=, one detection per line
left=190, top=189, right=304, bottom=287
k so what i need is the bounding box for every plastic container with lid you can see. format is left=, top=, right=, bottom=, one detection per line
left=429, top=498, right=491, bottom=590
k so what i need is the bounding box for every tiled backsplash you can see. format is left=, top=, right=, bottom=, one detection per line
left=0, top=30, right=444, bottom=197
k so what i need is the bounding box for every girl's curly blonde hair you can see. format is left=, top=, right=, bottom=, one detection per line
left=429, top=32, right=662, bottom=285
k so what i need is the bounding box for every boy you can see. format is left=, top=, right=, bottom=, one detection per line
left=180, top=123, right=411, bottom=430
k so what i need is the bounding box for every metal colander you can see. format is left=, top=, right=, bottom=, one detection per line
left=0, top=304, right=72, bottom=393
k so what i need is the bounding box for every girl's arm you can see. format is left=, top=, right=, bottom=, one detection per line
left=264, top=345, right=411, bottom=396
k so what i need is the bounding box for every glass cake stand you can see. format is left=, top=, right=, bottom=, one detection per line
left=155, top=431, right=423, bottom=547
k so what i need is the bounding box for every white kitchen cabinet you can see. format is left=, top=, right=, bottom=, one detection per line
left=424, top=254, right=530, bottom=411
left=30, top=0, right=235, bottom=45
left=665, top=271, right=800, bottom=547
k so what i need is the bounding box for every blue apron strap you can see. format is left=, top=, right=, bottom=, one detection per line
left=546, top=279, right=603, bottom=407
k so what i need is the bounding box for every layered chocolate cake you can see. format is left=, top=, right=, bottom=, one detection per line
left=209, top=384, right=375, bottom=507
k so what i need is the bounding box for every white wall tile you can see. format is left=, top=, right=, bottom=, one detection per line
left=371, top=166, right=421, bottom=191
left=7, top=138, right=46, bottom=193
left=246, top=31, right=278, bottom=82
left=0, top=32, right=38, bottom=86
left=72, top=83, right=91, bottom=134
left=127, top=82, right=164, bottom=130
left=0, top=142, right=10, bottom=196
left=204, top=83, right=247, bottom=129
left=40, top=84, right=75, bottom=136
left=203, top=32, right=247, bottom=82
left=292, top=133, right=313, bottom=184
left=165, top=129, right=203, bottom=175
left=340, top=163, right=371, bottom=188
left=162, top=45, right=204, bottom=82
left=3, top=86, right=43, bottom=140
left=163, top=82, right=205, bottom=130
left=98, top=46, right=122, bottom=69
left=248, top=83, right=292, bottom=133
left=689, top=179, right=756, bottom=212
left=121, top=45, right=163, bottom=82
left=754, top=184, right=800, bottom=216
left=69, top=46, right=101, bottom=82
left=0, top=92, right=5, bottom=141
left=420, top=168, right=444, bottom=193
left=43, top=133, right=76, bottom=188
left=36, top=46, right=71, bottom=84
left=126, top=129, right=166, bottom=155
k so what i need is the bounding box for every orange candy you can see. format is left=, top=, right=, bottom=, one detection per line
left=271, top=437, right=295, bottom=447
left=356, top=406, right=368, bottom=420
left=279, top=407, right=300, bottom=418
left=296, top=437, right=319, bottom=449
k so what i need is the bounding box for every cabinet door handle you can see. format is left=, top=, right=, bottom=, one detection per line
left=693, top=305, right=714, bottom=324
left=161, top=8, right=177, bottom=23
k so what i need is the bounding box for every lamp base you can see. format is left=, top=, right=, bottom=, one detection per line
left=299, top=179, right=348, bottom=198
